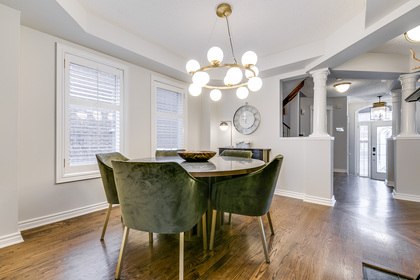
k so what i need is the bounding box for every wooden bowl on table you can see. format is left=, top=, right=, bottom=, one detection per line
left=177, top=151, right=216, bottom=162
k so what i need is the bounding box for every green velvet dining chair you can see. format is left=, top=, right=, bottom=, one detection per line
left=209, top=154, right=284, bottom=264
left=220, top=149, right=253, bottom=158
left=155, top=149, right=185, bottom=157
left=96, top=152, right=128, bottom=240
left=111, top=161, right=209, bottom=280
left=97, top=152, right=154, bottom=243
left=220, top=149, right=253, bottom=224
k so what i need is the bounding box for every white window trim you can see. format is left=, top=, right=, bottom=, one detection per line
left=56, top=43, right=127, bottom=183
left=151, top=75, right=188, bottom=156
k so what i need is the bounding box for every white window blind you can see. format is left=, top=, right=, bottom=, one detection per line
left=156, top=86, right=184, bottom=150
left=56, top=44, right=124, bottom=183
left=68, top=62, right=121, bottom=166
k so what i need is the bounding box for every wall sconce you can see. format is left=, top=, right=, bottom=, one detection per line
left=220, top=121, right=233, bottom=147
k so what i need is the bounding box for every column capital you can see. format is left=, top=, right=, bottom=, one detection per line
left=399, top=72, right=419, bottom=84
left=391, top=89, right=402, bottom=100
left=309, top=68, right=330, bottom=78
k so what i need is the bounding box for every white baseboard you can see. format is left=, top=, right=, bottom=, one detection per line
left=275, top=190, right=336, bottom=207
left=18, top=202, right=109, bottom=231
left=0, top=231, right=24, bottom=249
left=275, top=189, right=305, bottom=200
left=392, top=190, right=420, bottom=203
left=333, top=169, right=347, bottom=173
left=304, top=194, right=336, bottom=207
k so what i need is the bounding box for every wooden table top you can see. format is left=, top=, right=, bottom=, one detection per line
left=129, top=155, right=266, bottom=177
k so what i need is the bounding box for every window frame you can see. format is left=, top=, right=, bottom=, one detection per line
left=56, top=43, right=126, bottom=183
left=151, top=75, right=188, bottom=156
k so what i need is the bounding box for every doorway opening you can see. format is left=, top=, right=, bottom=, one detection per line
left=356, top=106, right=392, bottom=180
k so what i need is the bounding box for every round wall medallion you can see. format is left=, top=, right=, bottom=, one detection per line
left=233, top=105, right=261, bottom=134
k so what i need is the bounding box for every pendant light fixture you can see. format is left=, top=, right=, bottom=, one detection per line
left=186, top=3, right=262, bottom=101
left=370, top=96, right=389, bottom=120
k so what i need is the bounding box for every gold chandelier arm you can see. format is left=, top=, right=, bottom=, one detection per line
left=203, top=82, right=249, bottom=90
left=405, top=32, right=420, bottom=43
left=225, top=15, right=237, bottom=64
left=410, top=48, right=420, bottom=70
left=195, top=63, right=256, bottom=76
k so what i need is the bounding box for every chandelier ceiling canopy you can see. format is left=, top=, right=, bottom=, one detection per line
left=186, top=3, right=262, bottom=101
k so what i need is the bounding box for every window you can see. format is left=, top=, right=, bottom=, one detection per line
left=56, top=44, right=125, bottom=183
left=151, top=76, right=187, bottom=153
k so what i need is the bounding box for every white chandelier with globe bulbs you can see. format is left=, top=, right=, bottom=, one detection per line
left=186, top=3, right=262, bottom=101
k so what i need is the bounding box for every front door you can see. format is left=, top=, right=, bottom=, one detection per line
left=371, top=123, right=392, bottom=180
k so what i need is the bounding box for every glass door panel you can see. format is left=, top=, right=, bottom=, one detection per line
left=371, top=123, right=391, bottom=180
left=359, top=125, right=369, bottom=177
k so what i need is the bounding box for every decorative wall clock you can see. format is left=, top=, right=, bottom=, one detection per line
left=233, top=104, right=261, bottom=134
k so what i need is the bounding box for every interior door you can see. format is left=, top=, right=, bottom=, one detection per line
left=371, top=123, right=392, bottom=180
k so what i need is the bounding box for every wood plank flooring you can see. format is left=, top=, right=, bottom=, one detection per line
left=0, top=173, right=419, bottom=279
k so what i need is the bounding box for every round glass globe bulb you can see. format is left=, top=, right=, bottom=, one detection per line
left=220, top=122, right=229, bottom=131
left=224, top=75, right=234, bottom=87
left=226, top=67, right=243, bottom=85
left=188, top=84, right=202, bottom=96
left=210, top=89, right=222, bottom=101
left=406, top=25, right=420, bottom=42
left=248, top=77, right=263, bottom=92
left=236, top=87, right=249, bottom=99
left=207, top=46, right=224, bottom=64
left=192, top=71, right=210, bottom=87
left=241, top=51, right=258, bottom=66
left=186, top=60, right=200, bottom=73
left=245, top=66, right=259, bottom=79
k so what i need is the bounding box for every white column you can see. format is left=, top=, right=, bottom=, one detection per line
left=391, top=89, right=401, bottom=137
left=398, top=73, right=419, bottom=137
left=309, top=68, right=330, bottom=137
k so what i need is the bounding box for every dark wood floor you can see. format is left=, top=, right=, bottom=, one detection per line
left=1, top=173, right=419, bottom=279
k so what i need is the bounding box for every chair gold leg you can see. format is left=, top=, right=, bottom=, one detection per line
left=267, top=211, right=275, bottom=235
left=197, top=217, right=202, bottom=237
left=228, top=213, right=232, bottom=225
left=101, top=204, right=113, bottom=240
left=179, top=232, right=184, bottom=280
left=257, top=216, right=270, bottom=263
left=209, top=210, right=217, bottom=250
left=149, top=232, right=153, bottom=243
left=115, top=226, right=130, bottom=280
left=202, top=213, right=207, bottom=250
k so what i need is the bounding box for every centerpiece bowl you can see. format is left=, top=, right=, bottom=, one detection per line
left=177, top=151, right=216, bottom=162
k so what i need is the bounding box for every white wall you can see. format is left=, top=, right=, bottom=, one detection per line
left=209, top=75, right=335, bottom=206
left=394, top=138, right=420, bottom=202
left=0, top=24, right=202, bottom=245
left=0, top=4, right=22, bottom=247
left=299, top=96, right=348, bottom=171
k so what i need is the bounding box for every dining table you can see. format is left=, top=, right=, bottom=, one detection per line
left=129, top=155, right=266, bottom=239
left=129, top=155, right=266, bottom=177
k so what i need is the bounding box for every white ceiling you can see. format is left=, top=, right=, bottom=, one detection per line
left=1, top=0, right=420, bottom=103
left=77, top=0, right=365, bottom=60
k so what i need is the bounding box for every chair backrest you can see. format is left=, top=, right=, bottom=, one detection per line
left=155, top=149, right=186, bottom=157
left=96, top=152, right=128, bottom=205
left=211, top=154, right=284, bottom=216
left=112, top=161, right=208, bottom=234
left=220, top=150, right=253, bottom=158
